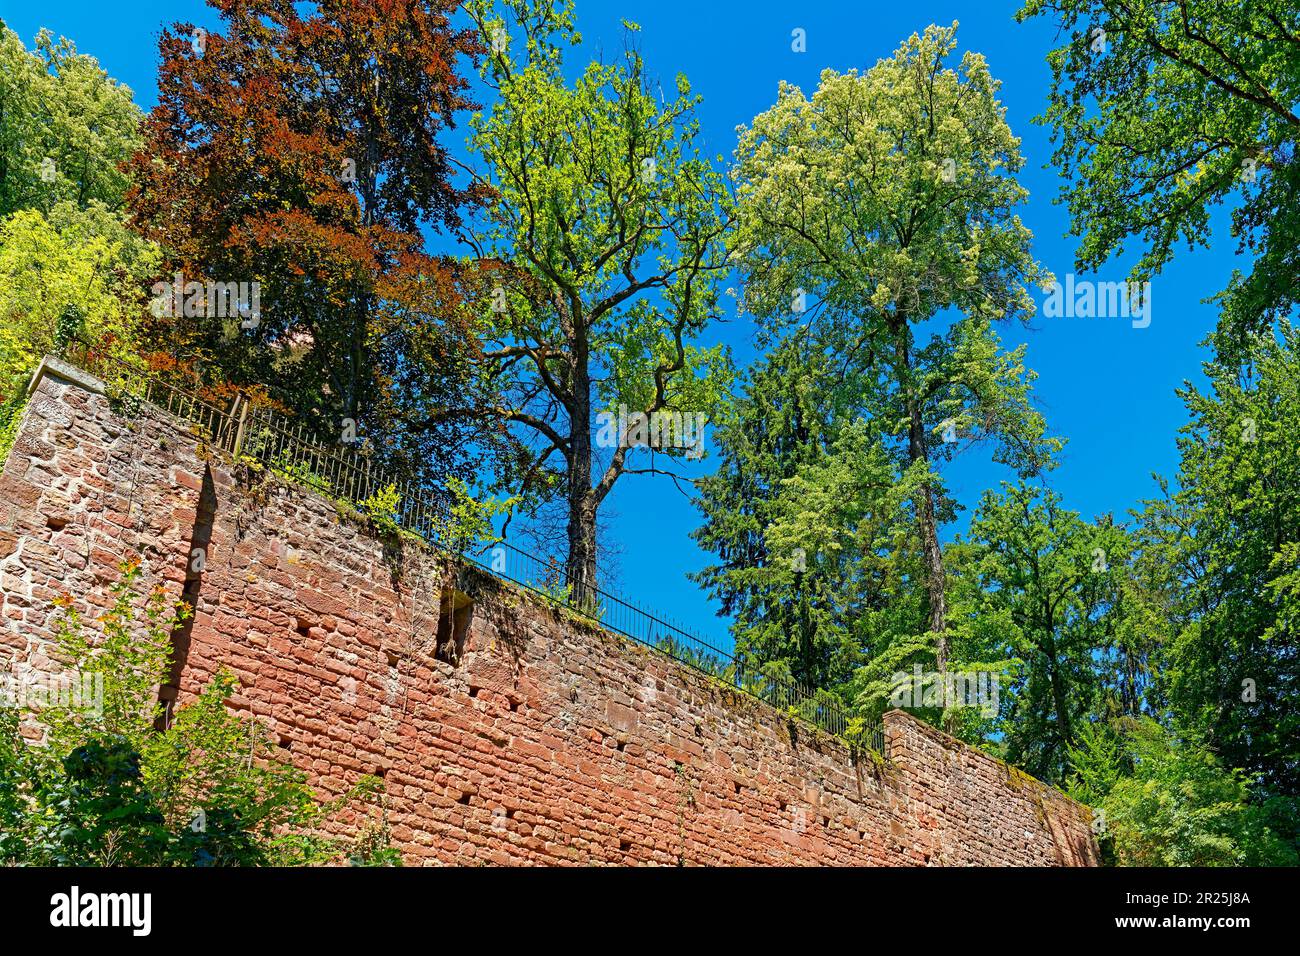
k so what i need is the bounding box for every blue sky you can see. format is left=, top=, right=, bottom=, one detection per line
left=3, top=1, right=1244, bottom=647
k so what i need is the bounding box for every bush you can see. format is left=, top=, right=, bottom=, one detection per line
left=0, top=558, right=398, bottom=866
left=1068, top=717, right=1297, bottom=867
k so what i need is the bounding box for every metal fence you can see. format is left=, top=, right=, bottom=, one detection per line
left=61, top=340, right=881, bottom=752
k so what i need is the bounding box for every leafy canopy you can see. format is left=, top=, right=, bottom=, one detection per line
left=1018, top=0, right=1300, bottom=349
left=0, top=23, right=141, bottom=219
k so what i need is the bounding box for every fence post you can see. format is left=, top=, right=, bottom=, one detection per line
left=229, top=395, right=251, bottom=458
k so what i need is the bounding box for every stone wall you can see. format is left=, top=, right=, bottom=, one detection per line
left=0, top=359, right=1099, bottom=866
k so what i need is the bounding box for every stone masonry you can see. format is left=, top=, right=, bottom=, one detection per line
left=0, top=358, right=1099, bottom=866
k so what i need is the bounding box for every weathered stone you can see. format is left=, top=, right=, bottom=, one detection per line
left=0, top=368, right=1099, bottom=867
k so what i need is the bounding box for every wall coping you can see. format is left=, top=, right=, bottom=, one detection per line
left=28, top=354, right=106, bottom=398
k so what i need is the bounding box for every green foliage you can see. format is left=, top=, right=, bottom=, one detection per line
left=359, top=482, right=405, bottom=538
left=1068, top=718, right=1297, bottom=867
left=463, top=0, right=734, bottom=591
left=0, top=24, right=159, bottom=404
left=734, top=23, right=1049, bottom=330
left=0, top=559, right=397, bottom=866
left=762, top=420, right=919, bottom=696
left=701, top=25, right=1059, bottom=743
left=701, top=20, right=1297, bottom=866
left=0, top=24, right=142, bottom=219
left=1017, top=0, right=1300, bottom=348
left=534, top=578, right=574, bottom=613
left=0, top=388, right=27, bottom=466
left=437, top=477, right=517, bottom=556
left=0, top=202, right=160, bottom=401
left=951, top=482, right=1157, bottom=783
left=1137, top=322, right=1300, bottom=798
left=268, top=449, right=336, bottom=495
left=691, top=337, right=861, bottom=682
left=654, top=634, right=734, bottom=682
left=358, top=478, right=515, bottom=558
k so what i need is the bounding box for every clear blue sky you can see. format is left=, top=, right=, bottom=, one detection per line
left=4, top=1, right=1243, bottom=648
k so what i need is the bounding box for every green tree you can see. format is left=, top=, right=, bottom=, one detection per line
left=1138, top=323, right=1300, bottom=798
left=691, top=336, right=874, bottom=690
left=1017, top=0, right=1300, bottom=351
left=0, top=201, right=159, bottom=402
left=0, top=24, right=158, bottom=404
left=755, top=418, right=918, bottom=697
left=954, top=482, right=1149, bottom=782
left=0, top=23, right=141, bottom=219
left=728, top=23, right=1056, bottom=678
left=461, top=0, right=734, bottom=602
left=1068, top=717, right=1297, bottom=866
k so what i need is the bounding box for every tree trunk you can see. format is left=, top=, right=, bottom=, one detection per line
left=565, top=330, right=598, bottom=608
left=892, top=317, right=950, bottom=671
left=1042, top=630, right=1074, bottom=750
left=566, top=495, right=598, bottom=608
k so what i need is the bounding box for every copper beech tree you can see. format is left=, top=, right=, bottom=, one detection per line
left=127, top=0, right=496, bottom=486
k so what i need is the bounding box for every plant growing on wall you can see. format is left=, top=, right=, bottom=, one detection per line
left=0, top=558, right=397, bottom=866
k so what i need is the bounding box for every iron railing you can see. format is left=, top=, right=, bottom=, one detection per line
left=59, top=340, right=880, bottom=751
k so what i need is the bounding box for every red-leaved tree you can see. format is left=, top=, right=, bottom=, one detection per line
left=128, top=0, right=496, bottom=485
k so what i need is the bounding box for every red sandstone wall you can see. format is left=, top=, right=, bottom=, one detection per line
left=0, top=360, right=1098, bottom=866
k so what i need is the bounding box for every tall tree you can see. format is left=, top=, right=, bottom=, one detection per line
left=0, top=24, right=155, bottom=403
left=0, top=24, right=141, bottom=219
left=1018, top=0, right=1300, bottom=352
left=955, top=482, right=1140, bottom=782
left=460, top=0, right=734, bottom=602
left=1138, top=323, right=1300, bottom=798
left=691, top=336, right=881, bottom=691
left=730, top=24, right=1056, bottom=674
left=128, top=0, right=491, bottom=486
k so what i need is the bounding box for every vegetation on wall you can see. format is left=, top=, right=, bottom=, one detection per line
left=0, top=560, right=397, bottom=866
left=0, top=0, right=1295, bottom=866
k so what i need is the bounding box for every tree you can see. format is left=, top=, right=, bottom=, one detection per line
left=0, top=23, right=141, bottom=219
left=127, top=0, right=492, bottom=489
left=1068, top=717, right=1297, bottom=866
left=954, top=482, right=1144, bottom=782
left=730, top=23, right=1056, bottom=675
left=1138, top=323, right=1300, bottom=799
left=460, top=0, right=734, bottom=602
left=0, top=25, right=156, bottom=404
left=1017, top=0, right=1300, bottom=351
left=0, top=202, right=159, bottom=402
left=691, top=337, right=888, bottom=692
